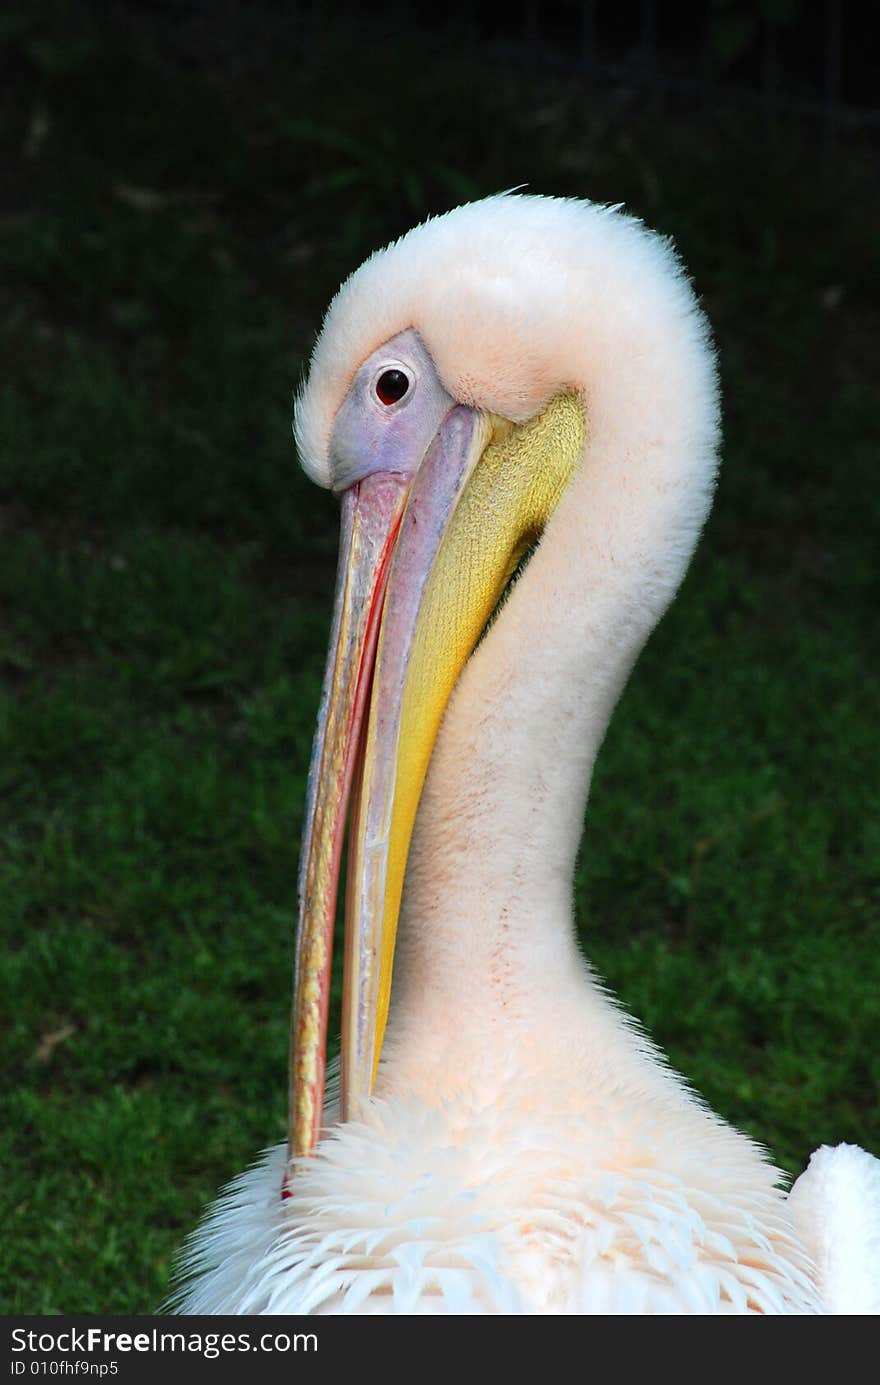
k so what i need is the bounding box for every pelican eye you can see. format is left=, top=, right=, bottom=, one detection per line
left=375, top=369, right=410, bottom=406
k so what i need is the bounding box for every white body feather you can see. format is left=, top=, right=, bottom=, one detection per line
left=176, top=1069, right=827, bottom=1315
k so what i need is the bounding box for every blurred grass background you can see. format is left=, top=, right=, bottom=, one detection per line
left=1, top=1, right=878, bottom=1313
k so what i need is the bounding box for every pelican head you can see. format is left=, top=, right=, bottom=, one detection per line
left=288, top=193, right=719, bottom=1165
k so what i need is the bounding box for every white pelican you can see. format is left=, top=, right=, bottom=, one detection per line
left=173, top=194, right=879, bottom=1315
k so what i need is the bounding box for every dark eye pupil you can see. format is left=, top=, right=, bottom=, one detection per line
left=376, top=369, right=410, bottom=405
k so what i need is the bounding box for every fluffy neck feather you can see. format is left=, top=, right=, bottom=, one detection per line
left=376, top=213, right=720, bottom=1092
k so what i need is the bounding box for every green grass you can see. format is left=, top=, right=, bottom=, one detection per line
left=2, top=5, right=878, bottom=1313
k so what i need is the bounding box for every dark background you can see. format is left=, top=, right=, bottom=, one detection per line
left=2, top=0, right=878, bottom=1312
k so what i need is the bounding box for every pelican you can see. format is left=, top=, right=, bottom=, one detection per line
left=172, top=194, right=879, bottom=1315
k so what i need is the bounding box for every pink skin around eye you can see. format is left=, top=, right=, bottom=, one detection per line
left=328, top=329, right=455, bottom=493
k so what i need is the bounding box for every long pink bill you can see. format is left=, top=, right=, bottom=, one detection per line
left=287, top=471, right=409, bottom=1167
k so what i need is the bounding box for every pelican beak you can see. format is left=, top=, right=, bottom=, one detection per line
left=289, top=395, right=585, bottom=1164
